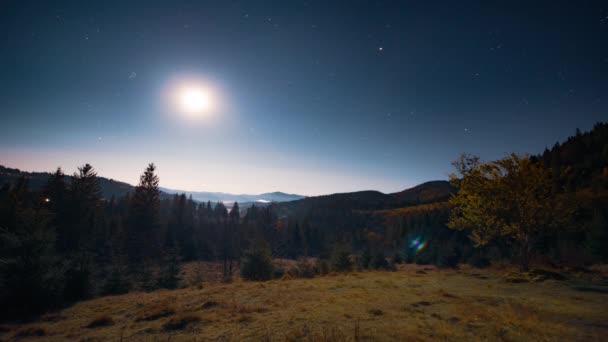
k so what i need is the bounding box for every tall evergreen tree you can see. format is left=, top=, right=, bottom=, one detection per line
left=128, top=163, right=161, bottom=262
left=44, top=168, right=70, bottom=252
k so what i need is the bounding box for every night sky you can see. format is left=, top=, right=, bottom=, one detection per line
left=1, top=1, right=607, bottom=195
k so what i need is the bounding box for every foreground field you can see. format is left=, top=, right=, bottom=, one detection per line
left=2, top=265, right=607, bottom=341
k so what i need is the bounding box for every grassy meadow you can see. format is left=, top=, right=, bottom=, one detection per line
left=1, top=264, right=607, bottom=341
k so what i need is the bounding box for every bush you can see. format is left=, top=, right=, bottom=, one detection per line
left=240, top=244, right=273, bottom=281
left=316, top=259, right=330, bottom=275
left=288, top=258, right=318, bottom=278
left=272, top=266, right=285, bottom=279
left=360, top=249, right=371, bottom=268
left=370, top=252, right=389, bottom=269
left=393, top=252, right=403, bottom=264
left=330, top=246, right=352, bottom=272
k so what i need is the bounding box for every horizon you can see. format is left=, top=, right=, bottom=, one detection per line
left=2, top=160, right=441, bottom=197
left=1, top=1, right=606, bottom=195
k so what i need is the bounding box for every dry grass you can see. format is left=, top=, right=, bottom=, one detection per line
left=135, top=300, right=176, bottom=322
left=13, top=325, right=45, bottom=339
left=162, top=313, right=201, bottom=331
left=2, top=264, right=607, bottom=341
left=85, top=314, right=114, bottom=328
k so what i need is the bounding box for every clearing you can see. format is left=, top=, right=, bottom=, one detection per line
left=1, top=264, right=607, bottom=341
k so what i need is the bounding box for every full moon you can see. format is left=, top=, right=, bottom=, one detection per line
left=176, top=85, right=213, bottom=115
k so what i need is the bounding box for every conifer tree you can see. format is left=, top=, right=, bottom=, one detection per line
left=128, top=163, right=161, bottom=262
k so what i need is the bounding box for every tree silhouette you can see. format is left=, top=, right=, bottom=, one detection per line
left=128, top=163, right=161, bottom=263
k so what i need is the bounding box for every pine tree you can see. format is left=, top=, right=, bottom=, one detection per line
left=68, top=163, right=102, bottom=252
left=63, top=164, right=102, bottom=301
left=227, top=202, right=241, bottom=277
left=128, top=163, right=161, bottom=262
left=230, top=202, right=240, bottom=222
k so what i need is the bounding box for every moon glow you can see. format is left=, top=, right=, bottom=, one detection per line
left=175, top=85, right=213, bottom=116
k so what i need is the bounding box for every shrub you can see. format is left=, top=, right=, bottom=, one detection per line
left=393, top=252, right=403, bottom=264
left=289, top=258, right=318, bottom=278
left=272, top=266, right=285, bottom=279
left=330, top=246, right=352, bottom=272
left=240, top=244, right=273, bottom=281
left=370, top=252, right=389, bottom=269
left=316, top=259, right=330, bottom=275
left=360, top=249, right=372, bottom=268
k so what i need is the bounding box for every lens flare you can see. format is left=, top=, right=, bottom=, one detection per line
left=410, top=238, right=428, bottom=254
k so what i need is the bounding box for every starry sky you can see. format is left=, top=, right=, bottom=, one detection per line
left=1, top=1, right=607, bottom=195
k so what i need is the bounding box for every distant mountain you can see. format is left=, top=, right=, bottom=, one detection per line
left=272, top=181, right=454, bottom=218
left=1, top=164, right=453, bottom=210
left=0, top=165, right=304, bottom=204
left=159, top=187, right=304, bottom=204
left=390, top=180, right=455, bottom=206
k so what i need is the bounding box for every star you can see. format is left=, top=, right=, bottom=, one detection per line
left=378, top=47, right=383, bottom=52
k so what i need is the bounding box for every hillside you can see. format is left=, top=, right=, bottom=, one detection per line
left=1, top=266, right=605, bottom=341
left=536, top=122, right=608, bottom=192
left=391, top=180, right=455, bottom=206
left=273, top=181, right=454, bottom=218
left=0, top=165, right=133, bottom=200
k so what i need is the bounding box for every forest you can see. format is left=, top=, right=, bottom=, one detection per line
left=1, top=122, right=607, bottom=320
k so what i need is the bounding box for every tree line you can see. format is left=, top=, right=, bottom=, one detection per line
left=0, top=163, right=280, bottom=319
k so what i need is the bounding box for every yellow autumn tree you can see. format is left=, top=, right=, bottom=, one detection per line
left=448, top=153, right=569, bottom=271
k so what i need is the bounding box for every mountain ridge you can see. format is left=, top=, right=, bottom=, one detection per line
left=1, top=164, right=453, bottom=208
left=0, top=165, right=305, bottom=204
